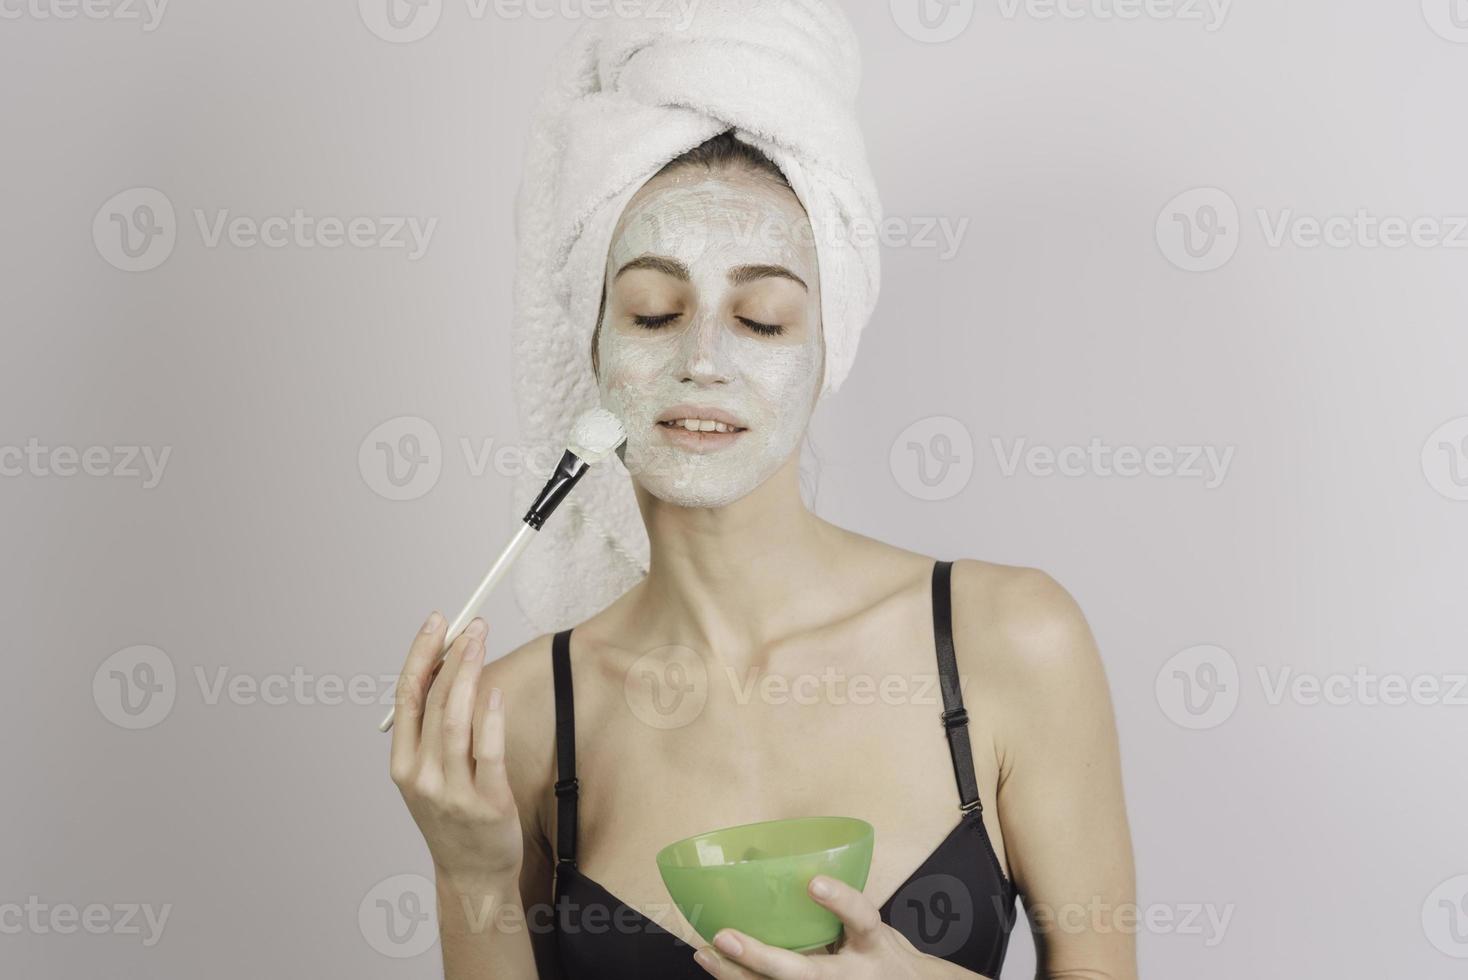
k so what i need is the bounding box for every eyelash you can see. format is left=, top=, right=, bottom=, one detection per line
left=632, top=314, right=784, bottom=337
left=740, top=317, right=784, bottom=337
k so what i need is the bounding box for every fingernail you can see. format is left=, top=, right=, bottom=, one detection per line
left=466, top=617, right=487, bottom=639
left=422, top=611, right=441, bottom=633
left=693, top=949, right=716, bottom=972
left=465, top=638, right=485, bottom=662
left=809, top=877, right=831, bottom=898
left=713, top=930, right=742, bottom=956
left=489, top=686, right=502, bottom=709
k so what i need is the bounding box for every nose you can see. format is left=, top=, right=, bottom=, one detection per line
left=677, top=311, right=734, bottom=386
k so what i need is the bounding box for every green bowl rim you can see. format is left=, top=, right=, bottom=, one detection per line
left=654, top=814, right=874, bottom=868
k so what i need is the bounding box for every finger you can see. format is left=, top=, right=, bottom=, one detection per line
left=390, top=611, right=447, bottom=776
left=701, top=931, right=818, bottom=980
left=441, top=632, right=487, bottom=789
left=472, top=679, right=510, bottom=804
left=807, top=876, right=882, bottom=949
left=692, top=944, right=784, bottom=979
left=419, top=619, right=484, bottom=769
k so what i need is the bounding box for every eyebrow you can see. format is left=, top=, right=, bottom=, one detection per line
left=613, top=255, right=808, bottom=291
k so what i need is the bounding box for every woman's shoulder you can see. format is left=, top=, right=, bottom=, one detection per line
left=841, top=533, right=1100, bottom=675
left=480, top=629, right=557, bottom=711
left=943, top=557, right=1103, bottom=692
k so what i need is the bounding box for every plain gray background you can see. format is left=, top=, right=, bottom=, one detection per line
left=4, top=1, right=1466, bottom=977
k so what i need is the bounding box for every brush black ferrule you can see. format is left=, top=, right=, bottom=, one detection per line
left=523, top=449, right=590, bottom=530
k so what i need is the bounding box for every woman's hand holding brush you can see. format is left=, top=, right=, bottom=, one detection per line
left=390, top=611, right=541, bottom=979
left=390, top=612, right=541, bottom=978
left=389, top=611, right=525, bottom=889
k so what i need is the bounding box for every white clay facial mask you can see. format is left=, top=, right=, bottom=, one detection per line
left=596, top=167, right=824, bottom=508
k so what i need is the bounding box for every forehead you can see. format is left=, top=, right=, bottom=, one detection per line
left=607, top=168, right=819, bottom=283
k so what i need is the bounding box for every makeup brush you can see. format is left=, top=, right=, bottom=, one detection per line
left=378, top=407, right=628, bottom=733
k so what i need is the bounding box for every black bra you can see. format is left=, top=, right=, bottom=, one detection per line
left=547, top=559, right=1017, bottom=978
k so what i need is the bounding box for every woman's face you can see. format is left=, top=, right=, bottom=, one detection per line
left=596, top=166, right=824, bottom=508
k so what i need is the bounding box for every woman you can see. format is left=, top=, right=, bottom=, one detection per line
left=388, top=131, right=1138, bottom=979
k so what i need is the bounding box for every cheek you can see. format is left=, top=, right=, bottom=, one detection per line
left=738, top=337, right=823, bottom=414
left=598, top=332, right=673, bottom=395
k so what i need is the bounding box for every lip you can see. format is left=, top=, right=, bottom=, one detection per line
left=656, top=422, right=747, bottom=453
left=655, top=404, right=749, bottom=431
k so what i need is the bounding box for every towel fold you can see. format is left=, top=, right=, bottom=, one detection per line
left=510, top=0, right=882, bottom=634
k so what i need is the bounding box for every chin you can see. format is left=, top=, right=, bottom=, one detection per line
left=640, top=481, right=753, bottom=509
left=628, top=450, right=778, bottom=509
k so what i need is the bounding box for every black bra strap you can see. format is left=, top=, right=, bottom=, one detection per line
left=932, top=560, right=982, bottom=813
left=551, top=628, right=579, bottom=866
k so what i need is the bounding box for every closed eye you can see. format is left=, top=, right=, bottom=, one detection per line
left=633, top=313, right=680, bottom=329
left=737, top=317, right=783, bottom=337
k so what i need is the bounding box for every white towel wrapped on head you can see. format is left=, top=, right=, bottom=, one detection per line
left=510, top=0, right=883, bottom=634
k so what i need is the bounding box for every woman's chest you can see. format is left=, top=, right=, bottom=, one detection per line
left=557, top=670, right=1001, bottom=948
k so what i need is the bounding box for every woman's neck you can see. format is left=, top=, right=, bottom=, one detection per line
left=629, top=454, right=844, bottom=657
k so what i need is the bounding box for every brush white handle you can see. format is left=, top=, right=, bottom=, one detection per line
left=378, top=521, right=538, bottom=733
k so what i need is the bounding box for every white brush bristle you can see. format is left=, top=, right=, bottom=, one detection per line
left=568, top=407, right=627, bottom=463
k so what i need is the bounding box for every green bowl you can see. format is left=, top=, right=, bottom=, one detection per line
left=655, top=815, right=875, bottom=952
